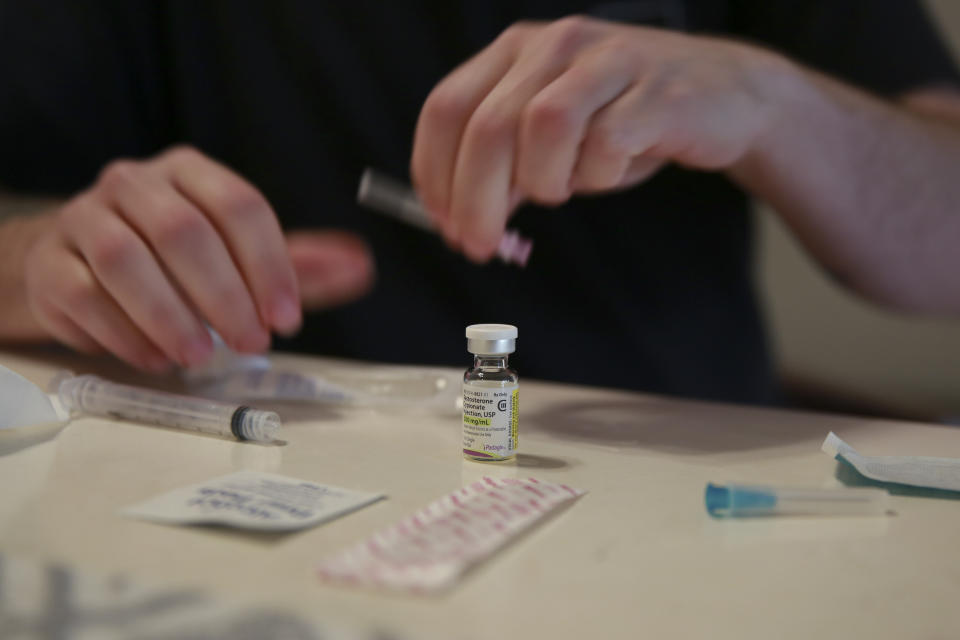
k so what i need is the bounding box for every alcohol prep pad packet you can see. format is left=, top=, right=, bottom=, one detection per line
left=823, top=432, right=960, bottom=492
left=318, top=476, right=585, bottom=594
left=122, top=471, right=384, bottom=531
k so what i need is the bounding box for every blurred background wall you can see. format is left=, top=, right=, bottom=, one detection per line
left=759, top=0, right=960, bottom=421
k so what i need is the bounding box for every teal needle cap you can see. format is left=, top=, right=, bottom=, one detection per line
left=705, top=483, right=777, bottom=517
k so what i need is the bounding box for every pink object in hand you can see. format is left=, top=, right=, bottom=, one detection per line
left=496, top=229, right=534, bottom=268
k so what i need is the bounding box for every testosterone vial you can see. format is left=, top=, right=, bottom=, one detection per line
left=462, top=324, right=519, bottom=462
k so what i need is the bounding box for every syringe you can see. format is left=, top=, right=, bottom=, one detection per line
left=357, top=168, right=533, bottom=268
left=57, top=374, right=280, bottom=443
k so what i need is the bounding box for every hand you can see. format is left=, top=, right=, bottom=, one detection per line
left=286, top=229, right=375, bottom=311
left=24, top=146, right=374, bottom=372
left=411, top=16, right=788, bottom=261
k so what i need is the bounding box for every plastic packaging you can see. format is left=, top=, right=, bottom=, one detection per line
left=181, top=328, right=460, bottom=413
left=823, top=431, right=960, bottom=493
left=192, top=366, right=461, bottom=413
left=318, top=476, right=585, bottom=593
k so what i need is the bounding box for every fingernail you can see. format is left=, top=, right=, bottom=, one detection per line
left=271, top=296, right=301, bottom=335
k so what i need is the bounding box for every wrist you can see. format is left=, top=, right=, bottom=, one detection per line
left=0, top=211, right=58, bottom=341
left=729, top=47, right=815, bottom=180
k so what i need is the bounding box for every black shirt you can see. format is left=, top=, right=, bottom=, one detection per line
left=1, top=1, right=957, bottom=403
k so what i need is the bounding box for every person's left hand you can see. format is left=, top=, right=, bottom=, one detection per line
left=411, top=16, right=791, bottom=261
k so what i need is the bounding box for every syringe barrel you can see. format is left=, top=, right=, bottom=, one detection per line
left=58, top=375, right=279, bottom=442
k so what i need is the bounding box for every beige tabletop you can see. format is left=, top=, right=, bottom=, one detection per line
left=1, top=346, right=958, bottom=639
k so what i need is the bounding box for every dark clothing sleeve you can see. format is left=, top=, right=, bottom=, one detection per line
left=728, top=0, right=960, bottom=97
left=0, top=2, right=170, bottom=193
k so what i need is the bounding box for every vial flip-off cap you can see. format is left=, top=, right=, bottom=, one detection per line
left=358, top=169, right=533, bottom=267
left=466, top=323, right=517, bottom=355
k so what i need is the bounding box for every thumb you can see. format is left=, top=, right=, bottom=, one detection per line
left=285, top=230, right=375, bottom=310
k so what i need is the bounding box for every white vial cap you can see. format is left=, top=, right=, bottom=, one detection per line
left=466, top=324, right=517, bottom=355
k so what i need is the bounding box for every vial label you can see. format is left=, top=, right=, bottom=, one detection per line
left=462, top=383, right=518, bottom=460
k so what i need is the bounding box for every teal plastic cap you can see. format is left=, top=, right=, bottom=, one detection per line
left=705, top=483, right=777, bottom=518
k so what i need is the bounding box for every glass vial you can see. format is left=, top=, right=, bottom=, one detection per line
left=462, top=324, right=519, bottom=462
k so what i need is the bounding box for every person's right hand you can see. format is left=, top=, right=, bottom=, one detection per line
left=23, top=146, right=370, bottom=373
left=411, top=17, right=789, bottom=262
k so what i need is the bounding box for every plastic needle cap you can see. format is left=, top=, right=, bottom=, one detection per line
left=705, top=483, right=889, bottom=517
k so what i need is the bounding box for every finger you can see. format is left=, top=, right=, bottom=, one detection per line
left=572, top=84, right=669, bottom=192
left=32, top=300, right=103, bottom=356
left=450, top=22, right=594, bottom=261
left=38, top=247, right=173, bottom=372
left=104, top=163, right=270, bottom=352
left=412, top=22, right=536, bottom=225
left=60, top=197, right=214, bottom=367
left=157, top=147, right=301, bottom=335
left=516, top=47, right=632, bottom=204
left=619, top=156, right=666, bottom=189
left=286, top=231, right=375, bottom=310
left=23, top=235, right=102, bottom=354
left=573, top=155, right=666, bottom=194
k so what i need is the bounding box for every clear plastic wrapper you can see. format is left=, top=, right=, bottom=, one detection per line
left=191, top=366, right=461, bottom=412
left=183, top=330, right=461, bottom=413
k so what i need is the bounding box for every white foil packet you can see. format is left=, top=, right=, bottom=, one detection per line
left=123, top=471, right=383, bottom=531
left=822, top=432, right=960, bottom=492
left=318, top=476, right=585, bottom=594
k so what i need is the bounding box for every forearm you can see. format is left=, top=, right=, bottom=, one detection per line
left=0, top=212, right=56, bottom=341
left=732, top=58, right=960, bottom=315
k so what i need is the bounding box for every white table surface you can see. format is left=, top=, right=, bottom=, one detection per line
left=1, top=347, right=959, bottom=639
